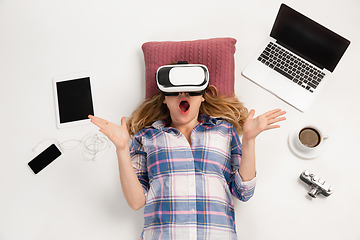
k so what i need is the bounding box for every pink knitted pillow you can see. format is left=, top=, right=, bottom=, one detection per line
left=142, top=37, right=237, bottom=99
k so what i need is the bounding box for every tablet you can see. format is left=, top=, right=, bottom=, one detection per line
left=53, top=71, right=95, bottom=128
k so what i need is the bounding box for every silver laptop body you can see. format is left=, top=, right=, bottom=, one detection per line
left=242, top=4, right=350, bottom=112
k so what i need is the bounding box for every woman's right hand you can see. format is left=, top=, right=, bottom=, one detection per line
left=88, top=115, right=129, bottom=150
left=90, top=115, right=146, bottom=210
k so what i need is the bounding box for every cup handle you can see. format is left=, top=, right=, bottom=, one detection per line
left=323, top=134, right=329, bottom=140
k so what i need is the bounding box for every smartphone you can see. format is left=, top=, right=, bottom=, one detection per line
left=28, top=144, right=62, bottom=174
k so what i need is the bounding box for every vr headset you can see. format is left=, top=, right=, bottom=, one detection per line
left=156, top=62, right=209, bottom=96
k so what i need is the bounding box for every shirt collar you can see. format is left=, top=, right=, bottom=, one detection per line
left=151, top=114, right=219, bottom=132
left=198, top=114, right=219, bottom=126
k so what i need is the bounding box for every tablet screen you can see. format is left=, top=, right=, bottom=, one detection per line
left=56, top=77, right=94, bottom=125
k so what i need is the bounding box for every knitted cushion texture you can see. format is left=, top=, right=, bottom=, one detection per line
left=142, top=37, right=237, bottom=99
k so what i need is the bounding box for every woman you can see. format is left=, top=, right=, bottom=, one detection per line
left=89, top=84, right=286, bottom=239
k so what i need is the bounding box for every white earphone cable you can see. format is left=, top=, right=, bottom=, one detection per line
left=33, top=133, right=111, bottom=161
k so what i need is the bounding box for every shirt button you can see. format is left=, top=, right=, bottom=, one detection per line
left=191, top=209, right=195, bottom=213
left=188, top=158, right=193, bottom=162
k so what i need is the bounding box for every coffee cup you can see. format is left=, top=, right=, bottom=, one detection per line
left=294, top=125, right=328, bottom=152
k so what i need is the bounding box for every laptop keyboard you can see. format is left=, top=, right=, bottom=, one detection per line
left=257, top=42, right=325, bottom=93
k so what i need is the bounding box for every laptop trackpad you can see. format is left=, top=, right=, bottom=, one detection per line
left=262, top=73, right=292, bottom=97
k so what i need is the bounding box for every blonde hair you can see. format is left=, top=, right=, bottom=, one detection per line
left=127, top=85, right=248, bottom=138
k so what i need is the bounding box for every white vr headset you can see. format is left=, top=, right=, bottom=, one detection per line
left=156, top=62, right=209, bottom=95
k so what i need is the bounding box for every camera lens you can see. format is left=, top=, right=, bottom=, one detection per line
left=308, top=187, right=320, bottom=198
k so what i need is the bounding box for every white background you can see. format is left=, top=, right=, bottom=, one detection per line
left=1, top=0, right=359, bottom=239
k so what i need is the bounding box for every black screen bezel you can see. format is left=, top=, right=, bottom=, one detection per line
left=270, top=4, right=350, bottom=72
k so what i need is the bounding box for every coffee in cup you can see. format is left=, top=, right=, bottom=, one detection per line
left=294, top=125, right=328, bottom=152
left=298, top=127, right=321, bottom=148
left=289, top=124, right=329, bottom=158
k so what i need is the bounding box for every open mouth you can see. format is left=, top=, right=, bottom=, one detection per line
left=179, top=100, right=190, bottom=114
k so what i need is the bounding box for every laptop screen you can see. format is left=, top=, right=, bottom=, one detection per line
left=270, top=4, right=350, bottom=72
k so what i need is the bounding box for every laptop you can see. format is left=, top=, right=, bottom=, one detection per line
left=242, top=4, right=350, bottom=112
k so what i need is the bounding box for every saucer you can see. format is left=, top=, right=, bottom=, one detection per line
left=288, top=125, right=329, bottom=159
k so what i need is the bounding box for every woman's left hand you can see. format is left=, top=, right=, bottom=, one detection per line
left=243, top=108, right=286, bottom=140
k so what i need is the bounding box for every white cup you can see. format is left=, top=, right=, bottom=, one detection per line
left=294, top=125, right=328, bottom=152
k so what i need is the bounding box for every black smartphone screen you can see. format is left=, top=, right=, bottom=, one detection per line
left=28, top=144, right=62, bottom=174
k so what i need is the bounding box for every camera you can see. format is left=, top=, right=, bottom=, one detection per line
left=300, top=170, right=333, bottom=198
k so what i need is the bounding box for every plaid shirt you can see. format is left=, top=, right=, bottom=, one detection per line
left=130, top=115, right=256, bottom=240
